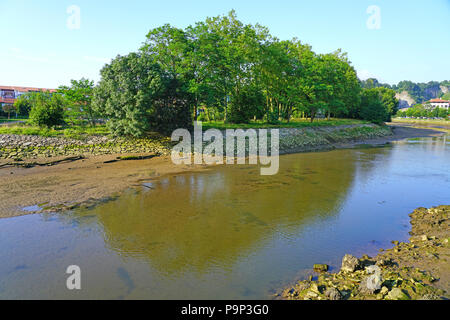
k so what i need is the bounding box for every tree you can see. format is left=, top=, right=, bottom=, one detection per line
left=359, top=89, right=390, bottom=124
left=29, top=93, right=65, bottom=127
left=58, top=78, right=96, bottom=126
left=14, top=93, right=35, bottom=117
left=93, top=52, right=193, bottom=137
left=2, top=104, right=16, bottom=119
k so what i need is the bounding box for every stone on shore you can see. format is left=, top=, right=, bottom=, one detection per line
left=325, top=288, right=342, bottom=300
left=386, top=288, right=410, bottom=300
left=313, top=264, right=329, bottom=273
left=341, top=254, right=360, bottom=273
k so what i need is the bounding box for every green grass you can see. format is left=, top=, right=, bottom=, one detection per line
left=392, top=118, right=449, bottom=126
left=201, top=118, right=369, bottom=130
left=0, top=118, right=370, bottom=140
left=0, top=124, right=110, bottom=139
left=0, top=117, right=28, bottom=123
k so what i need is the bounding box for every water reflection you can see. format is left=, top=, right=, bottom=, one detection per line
left=0, top=135, right=449, bottom=299
left=83, top=150, right=360, bottom=275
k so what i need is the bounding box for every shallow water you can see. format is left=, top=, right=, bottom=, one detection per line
left=0, top=135, right=449, bottom=299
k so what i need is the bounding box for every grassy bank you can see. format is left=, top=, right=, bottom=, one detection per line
left=278, top=124, right=392, bottom=153
left=392, top=118, right=450, bottom=127
left=0, top=124, right=110, bottom=139
left=0, top=123, right=392, bottom=161
left=202, top=118, right=369, bottom=130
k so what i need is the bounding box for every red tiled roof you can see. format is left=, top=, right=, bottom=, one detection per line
left=0, top=85, right=56, bottom=93
left=429, top=98, right=449, bottom=103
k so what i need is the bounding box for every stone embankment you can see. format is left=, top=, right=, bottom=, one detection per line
left=0, top=134, right=172, bottom=160
left=280, top=205, right=449, bottom=300
left=0, top=124, right=392, bottom=161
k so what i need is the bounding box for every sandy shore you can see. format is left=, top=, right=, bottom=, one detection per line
left=0, top=124, right=446, bottom=219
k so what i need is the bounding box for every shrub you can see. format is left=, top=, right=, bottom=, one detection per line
left=359, top=89, right=390, bottom=124
left=29, top=93, right=65, bottom=127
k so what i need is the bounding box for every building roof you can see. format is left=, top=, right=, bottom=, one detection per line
left=0, top=85, right=57, bottom=93
left=428, top=98, right=449, bottom=103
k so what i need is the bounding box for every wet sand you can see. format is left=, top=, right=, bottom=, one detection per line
left=0, top=124, right=446, bottom=219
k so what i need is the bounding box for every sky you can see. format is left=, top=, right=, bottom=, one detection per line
left=0, top=0, right=449, bottom=88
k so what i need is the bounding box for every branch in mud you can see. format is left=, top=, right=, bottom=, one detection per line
left=0, top=156, right=85, bottom=169
left=103, top=153, right=159, bottom=164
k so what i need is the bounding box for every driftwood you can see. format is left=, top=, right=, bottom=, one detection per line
left=103, top=153, right=158, bottom=164
left=0, top=156, right=85, bottom=169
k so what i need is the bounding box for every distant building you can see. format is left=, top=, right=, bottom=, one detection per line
left=427, top=98, right=450, bottom=110
left=0, top=85, right=56, bottom=106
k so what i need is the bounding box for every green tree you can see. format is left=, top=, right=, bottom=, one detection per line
left=93, top=52, right=192, bottom=136
left=58, top=78, right=96, bottom=126
left=13, top=93, right=36, bottom=117
left=29, top=93, right=65, bottom=127
left=359, top=88, right=390, bottom=124
left=2, top=104, right=16, bottom=119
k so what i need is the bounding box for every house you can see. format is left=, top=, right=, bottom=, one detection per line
left=0, top=85, right=56, bottom=106
left=426, top=98, right=450, bottom=110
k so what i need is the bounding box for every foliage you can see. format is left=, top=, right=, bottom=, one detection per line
left=58, top=78, right=96, bottom=125
left=2, top=104, right=16, bottom=119
left=396, top=105, right=449, bottom=119
left=359, top=89, right=390, bottom=124
left=13, top=93, right=35, bottom=117
left=29, top=93, right=65, bottom=127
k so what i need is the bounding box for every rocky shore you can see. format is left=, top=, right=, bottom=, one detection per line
left=0, top=124, right=392, bottom=161
left=280, top=205, right=450, bottom=300
left=0, top=134, right=172, bottom=160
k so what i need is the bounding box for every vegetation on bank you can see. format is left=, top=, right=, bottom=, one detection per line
left=395, top=105, right=450, bottom=119
left=2, top=11, right=399, bottom=139
left=0, top=123, right=391, bottom=161
left=361, top=78, right=450, bottom=104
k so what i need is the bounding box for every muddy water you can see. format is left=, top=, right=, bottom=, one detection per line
left=0, top=135, right=449, bottom=299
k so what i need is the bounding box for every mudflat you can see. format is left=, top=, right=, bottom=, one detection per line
left=0, top=124, right=445, bottom=218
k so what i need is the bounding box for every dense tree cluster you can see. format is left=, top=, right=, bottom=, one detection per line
left=396, top=105, right=449, bottom=119
left=361, top=78, right=450, bottom=104
left=92, top=11, right=384, bottom=136
left=2, top=12, right=405, bottom=133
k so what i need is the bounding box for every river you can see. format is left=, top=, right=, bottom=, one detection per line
left=0, top=134, right=449, bottom=299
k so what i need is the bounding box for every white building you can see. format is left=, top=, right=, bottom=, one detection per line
left=427, top=98, right=450, bottom=110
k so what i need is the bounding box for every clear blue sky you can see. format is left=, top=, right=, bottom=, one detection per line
left=1, top=0, right=449, bottom=88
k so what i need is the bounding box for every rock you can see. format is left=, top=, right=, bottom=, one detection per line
left=325, top=288, right=342, bottom=300
left=380, top=286, right=389, bottom=295
left=421, top=235, right=429, bottom=241
left=313, top=264, right=329, bottom=273
left=306, top=291, right=318, bottom=298
left=341, top=254, right=360, bottom=273
left=359, top=275, right=382, bottom=294
left=386, top=288, right=410, bottom=300
left=376, top=258, right=392, bottom=267
left=310, top=283, right=321, bottom=294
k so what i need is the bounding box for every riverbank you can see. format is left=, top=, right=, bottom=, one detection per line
left=279, top=205, right=450, bottom=300
left=0, top=123, right=446, bottom=218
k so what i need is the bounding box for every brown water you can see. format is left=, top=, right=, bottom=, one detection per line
left=0, top=135, right=449, bottom=299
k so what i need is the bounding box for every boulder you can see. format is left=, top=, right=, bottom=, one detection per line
left=386, top=288, right=410, bottom=300
left=359, top=273, right=382, bottom=294
left=313, top=264, right=329, bottom=273
left=341, top=254, right=360, bottom=273
left=325, top=288, right=342, bottom=300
